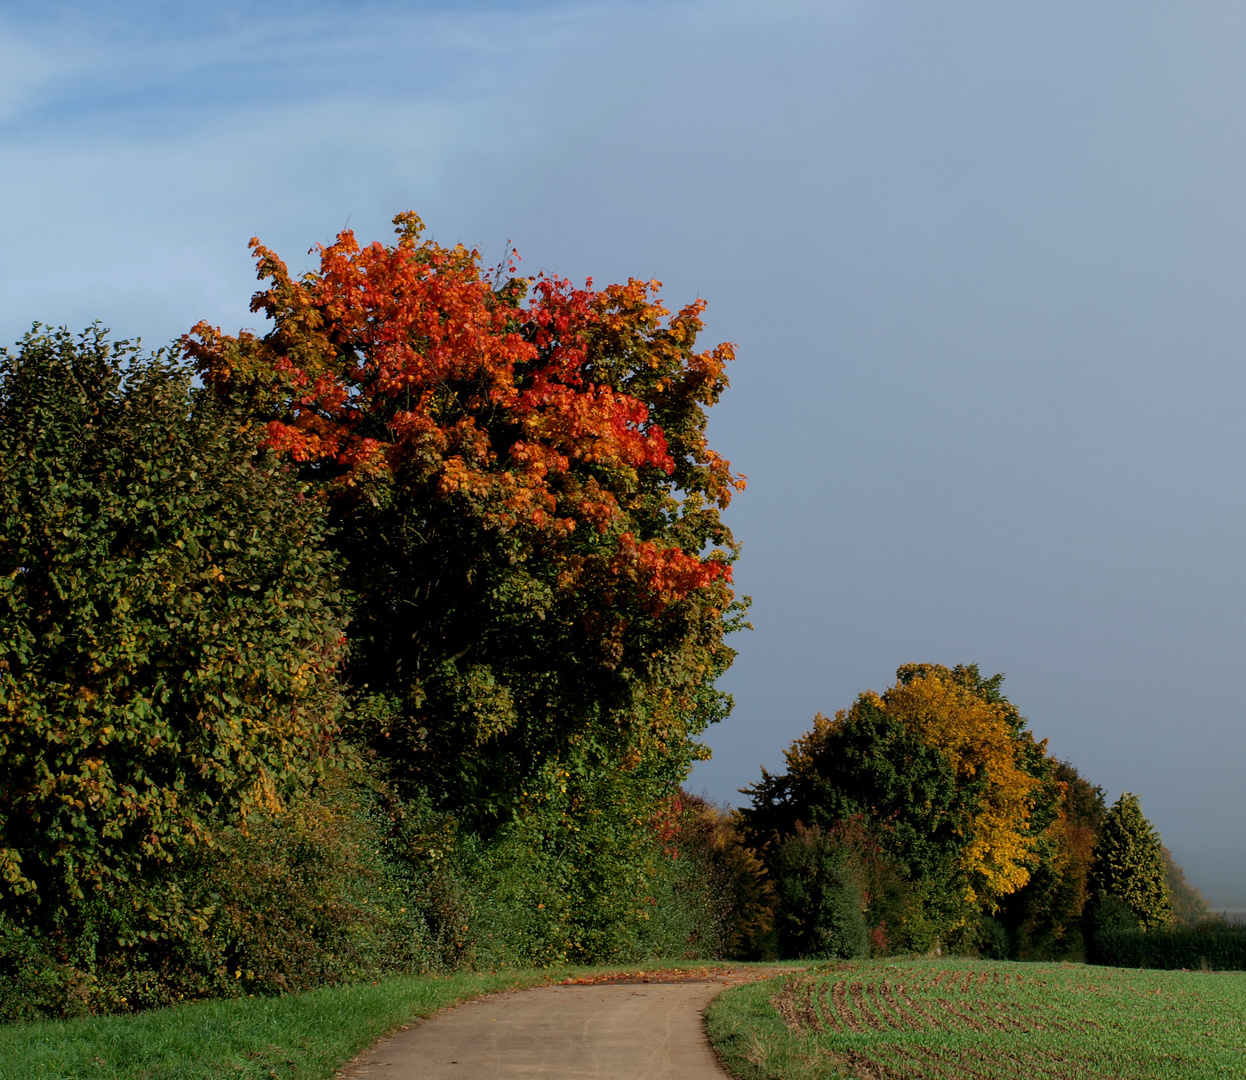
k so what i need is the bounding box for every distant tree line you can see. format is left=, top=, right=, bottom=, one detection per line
left=735, top=662, right=1208, bottom=961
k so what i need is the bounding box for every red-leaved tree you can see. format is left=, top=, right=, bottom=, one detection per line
left=185, top=213, right=746, bottom=824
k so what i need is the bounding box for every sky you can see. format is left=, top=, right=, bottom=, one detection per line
left=3, top=0, right=1245, bottom=906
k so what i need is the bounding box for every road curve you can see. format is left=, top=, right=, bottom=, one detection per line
left=335, top=974, right=759, bottom=1079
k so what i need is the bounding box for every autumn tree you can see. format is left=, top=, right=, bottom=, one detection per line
left=0, top=327, right=345, bottom=929
left=743, top=703, right=974, bottom=900
left=995, top=760, right=1105, bottom=959
left=878, top=664, right=1057, bottom=906
left=744, top=664, right=1059, bottom=951
left=184, top=212, right=746, bottom=836
left=1089, top=792, right=1173, bottom=931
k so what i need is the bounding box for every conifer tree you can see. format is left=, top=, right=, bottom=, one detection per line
left=1089, top=793, right=1173, bottom=931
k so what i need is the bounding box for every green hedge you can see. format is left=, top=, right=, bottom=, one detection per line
left=0, top=774, right=735, bottom=1021
left=1090, top=924, right=1246, bottom=970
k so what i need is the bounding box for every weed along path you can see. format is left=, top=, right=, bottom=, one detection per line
left=334, top=968, right=774, bottom=1080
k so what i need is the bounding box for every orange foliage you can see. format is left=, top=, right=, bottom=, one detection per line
left=184, top=212, right=742, bottom=607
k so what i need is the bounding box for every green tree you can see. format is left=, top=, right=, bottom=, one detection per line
left=0, top=326, right=346, bottom=931
left=742, top=699, right=979, bottom=944
left=1089, top=793, right=1173, bottom=931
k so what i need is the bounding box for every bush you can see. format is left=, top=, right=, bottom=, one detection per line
left=1088, top=893, right=1141, bottom=935
left=0, top=917, right=91, bottom=1023
left=184, top=776, right=442, bottom=996
left=0, top=326, right=346, bottom=930
left=972, top=916, right=1011, bottom=960
left=441, top=775, right=731, bottom=967
left=0, top=775, right=452, bottom=1020
left=1090, top=922, right=1246, bottom=970
left=772, top=826, right=868, bottom=960
left=658, top=794, right=776, bottom=961
left=0, top=764, right=749, bottom=1019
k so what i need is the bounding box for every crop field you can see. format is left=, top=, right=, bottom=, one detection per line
left=706, top=959, right=1246, bottom=1080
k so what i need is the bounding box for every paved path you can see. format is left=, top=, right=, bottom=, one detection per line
left=336, top=973, right=762, bottom=1079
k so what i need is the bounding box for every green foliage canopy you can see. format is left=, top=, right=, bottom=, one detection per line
left=0, top=327, right=346, bottom=926
left=742, top=699, right=976, bottom=924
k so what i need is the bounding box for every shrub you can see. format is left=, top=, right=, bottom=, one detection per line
left=1088, top=893, right=1140, bottom=935
left=411, top=784, right=768, bottom=969
left=973, top=915, right=1010, bottom=960
left=185, top=776, right=441, bottom=996
left=441, top=770, right=724, bottom=967
left=0, top=775, right=449, bottom=1019
left=658, top=793, right=775, bottom=960
left=0, top=916, right=90, bottom=1023
left=772, top=826, right=868, bottom=960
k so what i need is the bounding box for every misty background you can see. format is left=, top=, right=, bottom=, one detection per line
left=2, top=0, right=1243, bottom=907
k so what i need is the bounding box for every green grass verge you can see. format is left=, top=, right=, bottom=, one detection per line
left=0, top=969, right=564, bottom=1080
left=706, top=958, right=1246, bottom=1080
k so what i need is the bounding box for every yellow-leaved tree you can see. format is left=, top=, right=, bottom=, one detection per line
left=872, top=663, right=1051, bottom=907
left=744, top=663, right=1082, bottom=956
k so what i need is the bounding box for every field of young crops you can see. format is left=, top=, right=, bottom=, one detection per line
left=706, top=958, right=1246, bottom=1080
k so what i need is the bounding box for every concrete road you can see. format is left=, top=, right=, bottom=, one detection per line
left=335, top=975, right=756, bottom=1079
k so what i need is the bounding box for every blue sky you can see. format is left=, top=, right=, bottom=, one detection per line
left=4, top=0, right=1246, bottom=905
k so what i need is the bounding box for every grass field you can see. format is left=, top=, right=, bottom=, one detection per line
left=706, top=958, right=1246, bottom=1080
